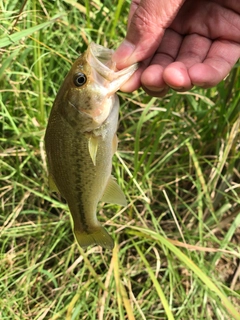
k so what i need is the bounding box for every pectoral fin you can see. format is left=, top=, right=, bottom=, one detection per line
left=101, top=176, right=127, bottom=206
left=88, top=135, right=99, bottom=166
left=48, top=174, right=59, bottom=193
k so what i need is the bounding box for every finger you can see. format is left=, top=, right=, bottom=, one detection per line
left=119, top=64, right=143, bottom=92
left=141, top=29, right=183, bottom=93
left=113, top=0, right=185, bottom=69
left=163, top=34, right=212, bottom=90
left=119, top=28, right=183, bottom=95
left=118, top=56, right=152, bottom=92
left=189, top=40, right=240, bottom=87
left=142, top=64, right=167, bottom=91
left=175, top=34, right=212, bottom=67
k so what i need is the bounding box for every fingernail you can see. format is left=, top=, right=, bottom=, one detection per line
left=146, top=86, right=164, bottom=93
left=113, top=40, right=135, bottom=67
left=194, top=82, right=206, bottom=87
left=170, top=85, right=183, bottom=90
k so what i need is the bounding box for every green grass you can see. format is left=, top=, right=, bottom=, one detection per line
left=1, top=0, right=240, bottom=319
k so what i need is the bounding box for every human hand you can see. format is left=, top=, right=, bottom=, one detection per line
left=113, top=0, right=240, bottom=97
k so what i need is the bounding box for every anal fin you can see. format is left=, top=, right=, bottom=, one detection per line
left=101, top=176, right=127, bottom=206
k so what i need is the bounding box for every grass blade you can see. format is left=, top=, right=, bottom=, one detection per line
left=0, top=14, right=63, bottom=48
left=134, top=242, right=175, bottom=320
left=130, top=226, right=240, bottom=320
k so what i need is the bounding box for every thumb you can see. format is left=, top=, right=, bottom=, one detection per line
left=113, top=0, right=185, bottom=69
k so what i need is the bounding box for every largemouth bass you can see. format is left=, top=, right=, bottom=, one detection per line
left=44, top=42, right=138, bottom=249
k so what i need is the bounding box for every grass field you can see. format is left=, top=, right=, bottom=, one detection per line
left=0, top=0, right=240, bottom=319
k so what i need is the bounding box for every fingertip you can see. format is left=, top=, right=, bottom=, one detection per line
left=189, top=63, right=220, bottom=87
left=141, top=64, right=166, bottom=89
left=119, top=68, right=142, bottom=92
left=163, top=62, right=192, bottom=90
left=140, top=65, right=170, bottom=97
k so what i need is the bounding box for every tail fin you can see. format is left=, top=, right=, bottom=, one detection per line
left=74, top=226, right=114, bottom=250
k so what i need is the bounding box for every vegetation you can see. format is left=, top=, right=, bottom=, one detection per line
left=1, top=0, right=239, bottom=319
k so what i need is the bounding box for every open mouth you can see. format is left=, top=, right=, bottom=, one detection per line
left=88, top=43, right=116, bottom=71
left=86, top=42, right=138, bottom=91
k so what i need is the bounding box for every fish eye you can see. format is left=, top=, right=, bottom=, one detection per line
left=73, top=72, right=87, bottom=87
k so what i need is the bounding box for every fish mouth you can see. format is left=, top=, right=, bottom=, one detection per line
left=88, top=42, right=116, bottom=72
left=86, top=42, right=138, bottom=92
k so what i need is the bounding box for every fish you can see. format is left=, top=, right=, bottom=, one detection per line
left=44, top=42, right=138, bottom=250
